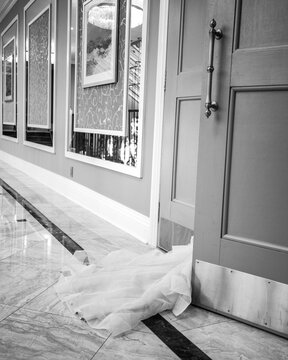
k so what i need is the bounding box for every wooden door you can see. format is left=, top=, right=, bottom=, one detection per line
left=194, top=0, right=288, bottom=284
left=158, top=0, right=206, bottom=251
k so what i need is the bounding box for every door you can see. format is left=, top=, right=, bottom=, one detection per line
left=194, top=0, right=288, bottom=284
left=158, top=0, right=206, bottom=251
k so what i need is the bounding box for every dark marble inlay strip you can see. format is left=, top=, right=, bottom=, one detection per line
left=143, top=314, right=212, bottom=360
left=0, top=178, right=83, bottom=255
left=0, top=178, right=211, bottom=360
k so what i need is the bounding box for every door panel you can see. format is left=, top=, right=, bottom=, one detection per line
left=170, top=98, right=200, bottom=228
left=173, top=98, right=200, bottom=208
left=231, top=48, right=288, bottom=87
left=232, top=0, right=288, bottom=86
left=220, top=240, right=288, bottom=284
left=238, top=0, right=288, bottom=49
left=158, top=0, right=206, bottom=251
left=194, top=0, right=288, bottom=289
left=180, top=0, right=206, bottom=72
left=223, top=89, right=288, bottom=249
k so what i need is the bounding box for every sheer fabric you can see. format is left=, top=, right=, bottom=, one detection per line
left=55, top=244, right=192, bottom=337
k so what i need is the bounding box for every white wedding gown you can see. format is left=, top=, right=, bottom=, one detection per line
left=54, top=243, right=193, bottom=337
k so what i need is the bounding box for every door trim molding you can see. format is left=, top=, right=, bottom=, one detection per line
left=149, top=0, right=169, bottom=247
left=222, top=234, right=288, bottom=254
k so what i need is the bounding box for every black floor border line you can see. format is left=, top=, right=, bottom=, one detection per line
left=0, top=178, right=83, bottom=255
left=143, top=314, right=212, bottom=360
left=0, top=177, right=212, bottom=360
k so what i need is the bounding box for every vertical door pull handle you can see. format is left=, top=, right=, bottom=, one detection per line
left=205, top=19, right=223, bottom=118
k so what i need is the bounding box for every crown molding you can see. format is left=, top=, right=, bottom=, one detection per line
left=0, top=0, right=18, bottom=23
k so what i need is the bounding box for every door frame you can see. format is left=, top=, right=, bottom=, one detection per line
left=149, top=0, right=169, bottom=247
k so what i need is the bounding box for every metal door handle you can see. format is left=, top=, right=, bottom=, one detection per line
left=205, top=19, right=223, bottom=118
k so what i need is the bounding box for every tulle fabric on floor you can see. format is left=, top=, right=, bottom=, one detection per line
left=54, top=243, right=193, bottom=337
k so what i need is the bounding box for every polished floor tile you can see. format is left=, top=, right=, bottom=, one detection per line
left=0, top=222, right=49, bottom=261
left=23, top=284, right=75, bottom=318
left=4, top=237, right=80, bottom=271
left=162, top=306, right=230, bottom=332
left=0, top=221, right=48, bottom=242
left=183, top=320, right=288, bottom=360
left=0, top=260, right=59, bottom=307
left=1, top=160, right=288, bottom=360
left=0, top=308, right=105, bottom=360
left=93, top=331, right=179, bottom=360
left=0, top=304, right=18, bottom=322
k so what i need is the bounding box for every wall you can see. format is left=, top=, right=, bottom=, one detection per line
left=0, top=0, right=159, bottom=217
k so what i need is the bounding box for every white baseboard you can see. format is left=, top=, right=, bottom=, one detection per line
left=0, top=151, right=151, bottom=244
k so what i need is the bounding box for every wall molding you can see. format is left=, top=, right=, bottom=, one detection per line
left=0, top=150, right=151, bottom=244
left=0, top=0, right=18, bottom=23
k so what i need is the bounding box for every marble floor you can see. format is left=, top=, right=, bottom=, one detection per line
left=0, top=159, right=287, bottom=360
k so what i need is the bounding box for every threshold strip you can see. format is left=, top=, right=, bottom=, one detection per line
left=0, top=177, right=211, bottom=360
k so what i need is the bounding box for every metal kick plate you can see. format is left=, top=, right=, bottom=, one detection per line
left=194, top=260, right=288, bottom=337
